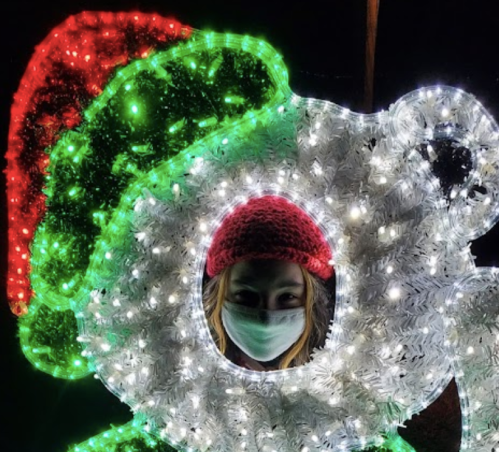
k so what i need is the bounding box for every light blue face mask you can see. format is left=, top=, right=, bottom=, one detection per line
left=221, top=302, right=306, bottom=362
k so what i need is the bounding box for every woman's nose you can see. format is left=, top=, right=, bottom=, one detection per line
left=258, top=295, right=278, bottom=311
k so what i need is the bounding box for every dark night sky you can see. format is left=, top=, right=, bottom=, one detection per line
left=2, top=1, right=499, bottom=451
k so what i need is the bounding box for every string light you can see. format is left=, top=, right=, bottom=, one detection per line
left=11, top=11, right=499, bottom=450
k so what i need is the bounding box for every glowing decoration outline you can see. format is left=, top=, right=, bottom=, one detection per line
left=73, top=80, right=499, bottom=451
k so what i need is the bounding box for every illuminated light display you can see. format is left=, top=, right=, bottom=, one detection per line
left=75, top=80, right=499, bottom=451
left=65, top=420, right=414, bottom=452
left=29, top=31, right=283, bottom=312
left=9, top=12, right=499, bottom=452
left=6, top=11, right=192, bottom=316
left=66, top=420, right=177, bottom=452
left=18, top=297, right=91, bottom=379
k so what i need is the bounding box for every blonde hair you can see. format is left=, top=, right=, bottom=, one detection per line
left=203, top=265, right=330, bottom=369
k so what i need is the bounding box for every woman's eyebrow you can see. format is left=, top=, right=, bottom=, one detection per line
left=232, top=279, right=304, bottom=288
left=275, top=281, right=304, bottom=288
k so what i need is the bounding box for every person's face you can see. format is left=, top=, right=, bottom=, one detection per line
left=227, top=260, right=306, bottom=311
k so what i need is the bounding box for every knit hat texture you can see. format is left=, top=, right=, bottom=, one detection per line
left=206, top=196, right=333, bottom=280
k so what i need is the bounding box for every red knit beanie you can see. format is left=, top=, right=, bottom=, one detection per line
left=206, top=196, right=333, bottom=280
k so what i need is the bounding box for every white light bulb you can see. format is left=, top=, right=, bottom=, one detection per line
left=388, top=287, right=401, bottom=300
left=386, top=265, right=394, bottom=274
left=350, top=206, right=361, bottom=219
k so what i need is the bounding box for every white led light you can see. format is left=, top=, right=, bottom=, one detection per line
left=388, top=287, right=401, bottom=300
left=350, top=206, right=361, bottom=219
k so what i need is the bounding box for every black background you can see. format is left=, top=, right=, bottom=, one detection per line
left=2, top=1, right=499, bottom=451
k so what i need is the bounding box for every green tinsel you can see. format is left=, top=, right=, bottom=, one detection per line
left=41, top=46, right=274, bottom=301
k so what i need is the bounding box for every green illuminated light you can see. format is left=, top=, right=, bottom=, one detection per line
left=19, top=299, right=90, bottom=379
left=225, top=95, right=245, bottom=105
left=198, top=117, right=218, bottom=128
left=169, top=118, right=186, bottom=134
left=125, top=84, right=131, bottom=91
left=68, top=145, right=75, bottom=152
left=131, top=105, right=139, bottom=114
left=53, top=242, right=59, bottom=248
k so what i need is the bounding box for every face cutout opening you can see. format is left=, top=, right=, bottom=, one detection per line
left=201, top=195, right=336, bottom=372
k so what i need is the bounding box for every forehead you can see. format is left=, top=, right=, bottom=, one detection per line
left=229, top=260, right=304, bottom=285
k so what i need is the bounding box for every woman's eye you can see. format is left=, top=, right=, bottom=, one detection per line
left=278, top=293, right=299, bottom=305
left=233, top=291, right=259, bottom=306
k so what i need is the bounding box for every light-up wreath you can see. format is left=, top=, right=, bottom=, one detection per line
left=8, top=12, right=499, bottom=452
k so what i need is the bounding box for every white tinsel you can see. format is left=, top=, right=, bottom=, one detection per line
left=75, top=86, right=499, bottom=451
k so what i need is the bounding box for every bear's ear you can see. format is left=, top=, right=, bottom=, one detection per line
left=17, top=20, right=291, bottom=313
left=389, top=86, right=499, bottom=241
